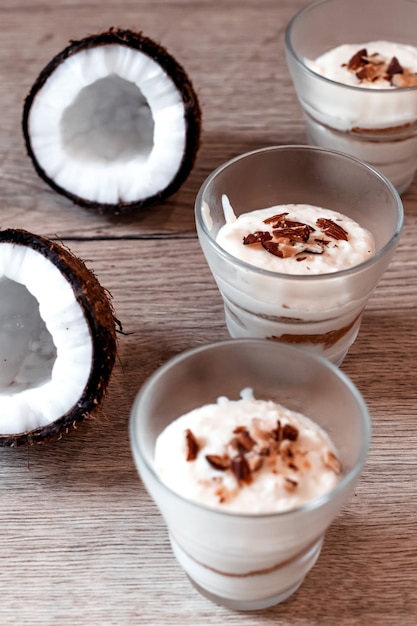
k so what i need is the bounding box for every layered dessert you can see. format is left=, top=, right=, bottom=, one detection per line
left=208, top=198, right=375, bottom=363
left=132, top=333, right=370, bottom=607
left=155, top=389, right=341, bottom=514
left=301, top=41, right=417, bottom=191
left=154, top=389, right=344, bottom=606
left=216, top=201, right=374, bottom=276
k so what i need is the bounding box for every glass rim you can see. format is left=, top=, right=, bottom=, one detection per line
left=284, top=0, right=417, bottom=95
left=194, top=144, right=404, bottom=282
left=129, top=338, right=372, bottom=521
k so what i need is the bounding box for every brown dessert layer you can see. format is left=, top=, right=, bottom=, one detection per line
left=305, top=109, right=417, bottom=141
left=269, top=314, right=360, bottom=349
left=352, top=119, right=417, bottom=138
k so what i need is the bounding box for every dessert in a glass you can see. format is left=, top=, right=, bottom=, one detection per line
left=195, top=145, right=403, bottom=365
left=129, top=339, right=371, bottom=610
left=285, top=0, right=417, bottom=194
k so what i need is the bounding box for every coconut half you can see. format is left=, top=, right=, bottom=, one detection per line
left=22, top=28, right=202, bottom=214
left=0, top=229, right=117, bottom=446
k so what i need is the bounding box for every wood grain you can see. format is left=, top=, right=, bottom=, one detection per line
left=1, top=1, right=417, bottom=624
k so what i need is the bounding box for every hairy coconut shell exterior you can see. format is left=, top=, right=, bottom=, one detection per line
left=0, top=229, right=118, bottom=446
left=22, top=28, right=202, bottom=215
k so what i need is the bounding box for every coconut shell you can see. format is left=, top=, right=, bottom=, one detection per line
left=22, top=28, right=202, bottom=215
left=0, top=229, right=118, bottom=446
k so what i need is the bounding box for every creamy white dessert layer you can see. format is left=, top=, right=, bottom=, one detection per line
left=306, top=41, right=417, bottom=89
left=302, top=41, right=417, bottom=132
left=215, top=203, right=374, bottom=276
left=154, top=390, right=341, bottom=513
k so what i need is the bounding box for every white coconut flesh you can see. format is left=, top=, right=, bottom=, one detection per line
left=28, top=44, right=187, bottom=204
left=0, top=244, right=92, bottom=435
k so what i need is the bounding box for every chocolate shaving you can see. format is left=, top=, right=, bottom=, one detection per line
left=271, top=419, right=282, bottom=442
left=206, top=454, right=231, bottom=471
left=261, top=240, right=284, bottom=257
left=272, top=420, right=299, bottom=443
left=282, top=423, right=299, bottom=441
left=272, top=224, right=312, bottom=243
left=347, top=48, right=368, bottom=71
left=243, top=231, right=272, bottom=245
left=233, top=428, right=256, bottom=453
left=185, top=429, right=199, bottom=461
left=231, top=455, right=252, bottom=484
left=287, top=220, right=314, bottom=230
left=263, top=212, right=289, bottom=224
left=273, top=217, right=313, bottom=229
left=316, top=218, right=348, bottom=241
left=387, top=56, right=403, bottom=77
left=270, top=216, right=314, bottom=233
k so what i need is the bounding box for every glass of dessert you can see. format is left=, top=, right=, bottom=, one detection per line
left=194, top=145, right=403, bottom=365
left=129, top=339, right=371, bottom=610
left=285, top=0, right=417, bottom=194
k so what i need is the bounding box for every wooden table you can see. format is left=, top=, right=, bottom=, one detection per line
left=1, top=1, right=416, bottom=624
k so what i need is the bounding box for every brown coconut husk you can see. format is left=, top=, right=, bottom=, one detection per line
left=0, top=229, right=118, bottom=446
left=22, top=28, right=202, bottom=215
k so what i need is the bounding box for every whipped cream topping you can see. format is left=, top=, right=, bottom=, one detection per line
left=306, top=41, right=417, bottom=89
left=300, top=41, right=417, bottom=134
left=154, top=389, right=341, bottom=513
left=215, top=202, right=374, bottom=276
